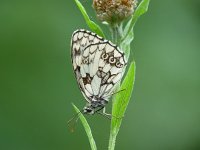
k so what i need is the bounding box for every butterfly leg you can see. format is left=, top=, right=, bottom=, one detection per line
left=102, top=107, right=111, bottom=116
left=98, top=107, right=122, bottom=120
left=104, top=107, right=125, bottom=120
left=95, top=107, right=111, bottom=120
left=102, top=107, right=112, bottom=117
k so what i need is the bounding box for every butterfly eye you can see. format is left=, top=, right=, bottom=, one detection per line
left=86, top=109, right=92, bottom=113
left=109, top=56, right=116, bottom=64
left=84, top=108, right=94, bottom=114
left=116, top=61, right=123, bottom=68
left=101, top=53, right=109, bottom=60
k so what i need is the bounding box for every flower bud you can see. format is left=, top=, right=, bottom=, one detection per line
left=93, top=0, right=137, bottom=24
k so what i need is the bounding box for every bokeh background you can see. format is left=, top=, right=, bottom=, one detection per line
left=0, top=0, right=200, bottom=150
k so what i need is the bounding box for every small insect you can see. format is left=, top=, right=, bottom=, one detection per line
left=71, top=29, right=127, bottom=116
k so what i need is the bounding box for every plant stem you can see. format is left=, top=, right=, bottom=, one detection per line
left=108, top=22, right=124, bottom=150
left=110, top=23, right=123, bottom=46
left=108, top=132, right=117, bottom=150
left=108, top=62, right=136, bottom=150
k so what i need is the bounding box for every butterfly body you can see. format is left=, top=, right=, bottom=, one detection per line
left=83, top=98, right=108, bottom=115
left=71, top=29, right=126, bottom=115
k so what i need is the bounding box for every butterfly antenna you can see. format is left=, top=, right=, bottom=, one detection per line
left=112, top=89, right=126, bottom=95
left=96, top=111, right=111, bottom=120
left=67, top=110, right=84, bottom=132
left=96, top=111, right=123, bottom=120
left=103, top=89, right=126, bottom=98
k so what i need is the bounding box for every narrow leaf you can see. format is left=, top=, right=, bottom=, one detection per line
left=72, top=104, right=97, bottom=150
left=74, top=0, right=105, bottom=38
left=122, top=0, right=150, bottom=42
left=108, top=62, right=136, bottom=150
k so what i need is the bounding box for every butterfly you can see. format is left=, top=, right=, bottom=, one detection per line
left=71, top=29, right=127, bottom=115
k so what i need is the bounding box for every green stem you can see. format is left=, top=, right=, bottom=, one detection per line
left=108, top=23, right=124, bottom=150
left=108, top=62, right=136, bottom=150
left=108, top=133, right=116, bottom=150
left=110, top=23, right=123, bottom=46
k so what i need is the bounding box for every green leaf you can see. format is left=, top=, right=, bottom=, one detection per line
left=72, top=104, right=97, bottom=150
left=122, top=0, right=150, bottom=42
left=74, top=0, right=105, bottom=38
left=108, top=62, right=136, bottom=150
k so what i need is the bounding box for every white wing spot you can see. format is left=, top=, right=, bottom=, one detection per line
left=91, top=75, right=102, bottom=95
left=83, top=48, right=89, bottom=57
left=105, top=84, right=113, bottom=93
left=89, top=35, right=94, bottom=41
left=78, top=32, right=83, bottom=39
left=81, top=38, right=87, bottom=46
left=80, top=66, right=86, bottom=77
left=114, top=49, right=122, bottom=57
left=105, top=44, right=114, bottom=53
left=85, top=84, right=93, bottom=95
left=112, top=73, right=122, bottom=83
left=99, top=43, right=106, bottom=51
left=73, top=33, right=78, bottom=42
left=103, top=64, right=111, bottom=73
left=93, top=38, right=99, bottom=44
left=99, top=59, right=106, bottom=68
left=90, top=45, right=98, bottom=53
left=110, top=67, right=122, bottom=74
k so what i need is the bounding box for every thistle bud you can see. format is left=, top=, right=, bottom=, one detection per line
left=93, top=0, right=137, bottom=24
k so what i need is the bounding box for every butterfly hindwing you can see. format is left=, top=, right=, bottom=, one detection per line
left=71, top=29, right=126, bottom=103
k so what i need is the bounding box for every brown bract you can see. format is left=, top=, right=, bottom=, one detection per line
left=93, top=0, right=137, bottom=24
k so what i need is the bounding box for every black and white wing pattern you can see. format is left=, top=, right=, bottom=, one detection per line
left=71, top=29, right=126, bottom=103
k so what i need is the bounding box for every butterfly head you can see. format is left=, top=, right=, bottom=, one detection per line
left=83, top=106, right=95, bottom=115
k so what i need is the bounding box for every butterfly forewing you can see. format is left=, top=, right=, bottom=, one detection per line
left=71, top=29, right=126, bottom=104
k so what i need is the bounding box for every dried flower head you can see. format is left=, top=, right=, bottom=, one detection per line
left=93, top=0, right=137, bottom=24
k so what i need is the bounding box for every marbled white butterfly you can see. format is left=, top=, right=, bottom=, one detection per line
left=71, top=29, right=127, bottom=115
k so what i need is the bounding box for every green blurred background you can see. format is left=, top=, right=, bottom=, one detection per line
left=0, top=0, right=200, bottom=150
